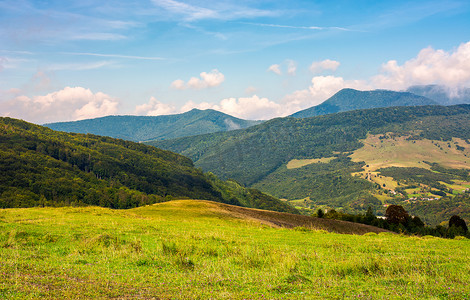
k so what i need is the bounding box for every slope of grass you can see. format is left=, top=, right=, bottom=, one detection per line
left=1, top=200, right=469, bottom=299
left=350, top=134, right=470, bottom=172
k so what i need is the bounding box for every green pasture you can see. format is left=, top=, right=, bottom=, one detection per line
left=1, top=200, right=469, bottom=299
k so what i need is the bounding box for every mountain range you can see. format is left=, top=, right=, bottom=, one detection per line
left=148, top=104, right=470, bottom=225
left=45, top=87, right=470, bottom=143
left=406, top=85, right=470, bottom=106
left=0, top=117, right=296, bottom=213
left=45, top=109, right=261, bottom=142
left=290, top=88, right=438, bottom=118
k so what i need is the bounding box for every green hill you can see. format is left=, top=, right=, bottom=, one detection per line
left=290, top=88, right=437, bottom=118
left=149, top=105, right=470, bottom=224
left=0, top=117, right=295, bottom=213
left=44, top=109, right=261, bottom=142
left=1, top=200, right=468, bottom=299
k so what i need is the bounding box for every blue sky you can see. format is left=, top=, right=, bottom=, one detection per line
left=1, top=0, right=470, bottom=123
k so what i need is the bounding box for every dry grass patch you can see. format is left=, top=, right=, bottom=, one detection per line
left=286, top=157, right=335, bottom=169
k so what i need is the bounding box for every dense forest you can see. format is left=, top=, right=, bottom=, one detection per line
left=0, top=117, right=296, bottom=213
left=150, top=105, right=470, bottom=222
left=151, top=105, right=470, bottom=185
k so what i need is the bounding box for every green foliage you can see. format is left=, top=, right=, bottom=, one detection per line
left=403, top=193, right=470, bottom=226
left=449, top=215, right=468, bottom=232
left=378, top=166, right=457, bottom=185
left=253, top=156, right=378, bottom=211
left=45, top=109, right=261, bottom=142
left=0, top=117, right=295, bottom=213
left=317, top=208, right=324, bottom=218
left=150, top=104, right=470, bottom=219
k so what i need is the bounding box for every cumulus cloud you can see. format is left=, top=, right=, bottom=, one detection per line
left=134, top=97, right=176, bottom=116
left=209, top=96, right=282, bottom=120
left=267, top=64, right=282, bottom=75
left=372, top=41, right=470, bottom=89
left=0, top=87, right=119, bottom=123
left=171, top=69, right=225, bottom=90
left=287, top=59, right=297, bottom=76
left=268, top=60, right=297, bottom=76
left=310, top=59, right=340, bottom=73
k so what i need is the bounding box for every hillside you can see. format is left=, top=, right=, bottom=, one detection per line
left=1, top=200, right=468, bottom=299
left=149, top=105, right=470, bottom=224
left=44, top=109, right=261, bottom=142
left=0, top=117, right=295, bottom=213
left=407, top=84, right=470, bottom=106
left=290, top=88, right=437, bottom=118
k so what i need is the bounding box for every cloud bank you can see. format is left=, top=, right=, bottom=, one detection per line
left=1, top=87, right=119, bottom=123
left=372, top=41, right=470, bottom=89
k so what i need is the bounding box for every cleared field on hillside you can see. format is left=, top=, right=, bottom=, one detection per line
left=350, top=134, right=470, bottom=191
left=286, top=157, right=335, bottom=169
left=1, top=200, right=469, bottom=299
left=350, top=134, right=470, bottom=171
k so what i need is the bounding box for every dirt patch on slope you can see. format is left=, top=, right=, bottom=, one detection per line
left=200, top=200, right=391, bottom=235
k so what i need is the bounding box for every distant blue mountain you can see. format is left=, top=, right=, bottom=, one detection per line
left=406, top=85, right=470, bottom=106
left=45, top=109, right=261, bottom=142
left=290, top=88, right=438, bottom=118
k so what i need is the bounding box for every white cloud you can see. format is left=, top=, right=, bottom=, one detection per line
left=151, top=0, right=277, bottom=22
left=171, top=69, right=225, bottom=90
left=267, top=64, right=282, bottom=75
left=268, top=60, right=297, bottom=76
left=179, top=96, right=282, bottom=120
left=372, top=41, right=470, bottom=89
left=152, top=0, right=216, bottom=21
left=134, top=97, right=176, bottom=116
left=245, top=86, right=257, bottom=95
left=310, top=59, right=340, bottom=73
left=48, top=61, right=114, bottom=71
left=180, top=100, right=214, bottom=112
left=0, top=87, right=119, bottom=123
left=287, top=59, right=297, bottom=76
left=69, top=33, right=127, bottom=41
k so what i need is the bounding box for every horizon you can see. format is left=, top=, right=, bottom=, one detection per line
left=1, top=0, right=470, bottom=123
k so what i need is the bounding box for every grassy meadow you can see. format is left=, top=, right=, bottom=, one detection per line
left=1, top=200, right=469, bottom=299
left=350, top=135, right=470, bottom=193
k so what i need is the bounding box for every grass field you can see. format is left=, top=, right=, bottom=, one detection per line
left=286, top=157, right=335, bottom=169
left=1, top=200, right=469, bottom=299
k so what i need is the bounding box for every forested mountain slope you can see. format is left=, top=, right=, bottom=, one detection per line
left=0, top=117, right=296, bottom=213
left=290, top=88, right=437, bottom=118
left=149, top=105, right=470, bottom=224
left=45, top=109, right=261, bottom=142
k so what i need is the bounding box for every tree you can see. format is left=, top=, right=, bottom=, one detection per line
left=449, top=215, right=468, bottom=232
left=316, top=208, right=324, bottom=218
left=385, top=205, right=410, bottom=225
left=364, top=206, right=376, bottom=224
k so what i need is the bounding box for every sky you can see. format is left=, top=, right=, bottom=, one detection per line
left=1, top=0, right=470, bottom=123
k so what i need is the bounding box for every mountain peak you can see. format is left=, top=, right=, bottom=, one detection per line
left=45, top=109, right=261, bottom=142
left=290, top=88, right=438, bottom=118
